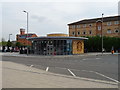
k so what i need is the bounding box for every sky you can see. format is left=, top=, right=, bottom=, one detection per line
left=0, top=0, right=119, bottom=41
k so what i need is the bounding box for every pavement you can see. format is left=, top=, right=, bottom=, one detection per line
left=1, top=61, right=119, bottom=88
left=0, top=52, right=117, bottom=57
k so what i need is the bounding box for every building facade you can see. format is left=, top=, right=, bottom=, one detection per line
left=68, top=16, right=120, bottom=37
left=16, top=28, right=37, bottom=46
left=28, top=33, right=88, bottom=55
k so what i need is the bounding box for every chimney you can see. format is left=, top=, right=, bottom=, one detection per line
left=20, top=28, right=25, bottom=35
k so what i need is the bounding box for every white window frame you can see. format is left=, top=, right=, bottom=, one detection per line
left=107, top=29, right=111, bottom=34
left=77, top=25, right=80, bottom=28
left=107, top=22, right=112, bottom=26
left=98, top=26, right=101, bottom=30
left=77, top=31, right=80, bottom=35
left=114, top=21, right=119, bottom=25
left=83, top=31, right=86, bottom=35
left=72, top=31, right=75, bottom=35
left=89, top=30, right=92, bottom=34
left=114, top=29, right=119, bottom=33
left=89, top=24, right=92, bottom=27
left=72, top=25, right=75, bottom=29
left=83, top=24, right=86, bottom=28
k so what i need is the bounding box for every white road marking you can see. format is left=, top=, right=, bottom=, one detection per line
left=46, top=67, right=49, bottom=72
left=90, top=71, right=119, bottom=83
left=82, top=59, right=87, bottom=60
left=30, top=65, right=33, bottom=67
left=28, top=64, right=119, bottom=83
left=69, top=68, right=119, bottom=83
left=82, top=70, right=89, bottom=72
left=68, top=69, right=76, bottom=77
left=96, top=58, right=101, bottom=59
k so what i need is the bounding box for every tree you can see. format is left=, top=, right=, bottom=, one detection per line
left=6, top=40, right=12, bottom=52
left=16, top=42, right=22, bottom=48
left=7, top=40, right=12, bottom=47
left=84, top=36, right=120, bottom=52
left=0, top=38, right=7, bottom=46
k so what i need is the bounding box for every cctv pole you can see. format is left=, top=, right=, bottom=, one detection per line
left=23, top=10, right=29, bottom=55
left=102, top=13, right=104, bottom=55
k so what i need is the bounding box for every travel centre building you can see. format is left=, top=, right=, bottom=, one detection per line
left=28, top=33, right=88, bottom=55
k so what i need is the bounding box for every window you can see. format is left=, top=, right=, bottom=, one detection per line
left=114, top=21, right=119, bottom=25
left=89, top=24, right=92, bottom=27
left=83, top=31, right=86, bottom=35
left=115, top=29, right=119, bottom=33
left=89, top=30, right=92, bottom=34
left=72, top=25, right=75, bottom=29
left=98, top=26, right=101, bottom=30
left=72, top=31, right=75, bottom=35
left=50, top=41, right=52, bottom=44
left=77, top=25, right=80, bottom=28
left=83, top=24, right=86, bottom=28
left=77, top=32, right=80, bottom=35
left=107, top=29, right=111, bottom=34
left=107, top=22, right=111, bottom=26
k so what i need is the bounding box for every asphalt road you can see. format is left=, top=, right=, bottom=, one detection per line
left=2, top=54, right=119, bottom=83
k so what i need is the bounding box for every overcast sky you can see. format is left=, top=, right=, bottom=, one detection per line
left=1, top=0, right=119, bottom=41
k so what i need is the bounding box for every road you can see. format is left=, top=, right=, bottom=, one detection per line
left=2, top=54, right=119, bottom=83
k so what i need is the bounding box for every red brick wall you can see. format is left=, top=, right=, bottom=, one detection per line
left=16, top=34, right=37, bottom=46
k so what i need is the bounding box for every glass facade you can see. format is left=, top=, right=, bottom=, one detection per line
left=31, top=39, right=72, bottom=55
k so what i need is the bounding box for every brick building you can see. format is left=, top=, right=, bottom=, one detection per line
left=68, top=16, right=120, bottom=37
left=16, top=28, right=37, bottom=46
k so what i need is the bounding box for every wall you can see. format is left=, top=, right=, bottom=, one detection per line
left=16, top=34, right=37, bottom=46
left=69, top=20, right=120, bottom=37
left=17, top=39, right=31, bottom=46
left=69, top=23, right=97, bottom=37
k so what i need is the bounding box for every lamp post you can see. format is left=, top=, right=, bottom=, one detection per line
left=102, top=13, right=104, bottom=55
left=23, top=10, right=29, bottom=55
left=9, top=34, right=12, bottom=41
left=8, top=34, right=12, bottom=52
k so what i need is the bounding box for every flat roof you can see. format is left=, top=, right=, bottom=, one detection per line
left=16, top=33, right=36, bottom=35
left=68, top=15, right=120, bottom=25
left=28, top=36, right=88, bottom=40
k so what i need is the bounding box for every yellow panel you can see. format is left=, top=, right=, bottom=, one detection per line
left=72, top=40, right=84, bottom=54
left=47, top=33, right=68, bottom=37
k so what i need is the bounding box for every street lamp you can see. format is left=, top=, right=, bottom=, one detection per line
left=8, top=34, right=12, bottom=52
left=102, top=13, right=104, bottom=55
left=23, top=10, right=29, bottom=55
left=9, top=34, right=12, bottom=41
